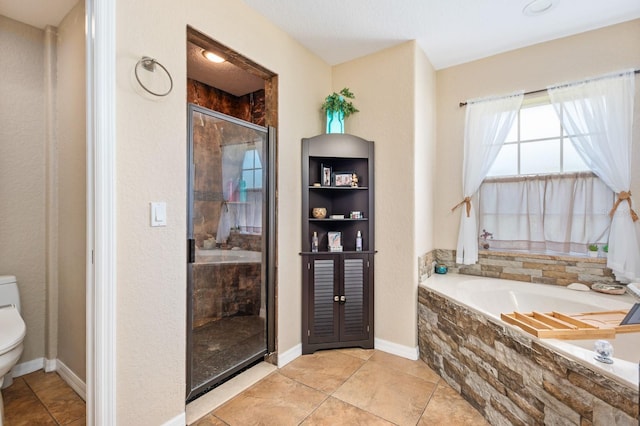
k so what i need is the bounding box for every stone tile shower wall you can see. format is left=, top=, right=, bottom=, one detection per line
left=188, top=78, right=266, bottom=247
left=192, top=262, right=261, bottom=328
left=418, top=286, right=639, bottom=425
left=433, top=249, right=617, bottom=286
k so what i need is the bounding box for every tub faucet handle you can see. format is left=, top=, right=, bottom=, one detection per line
left=594, top=340, right=613, bottom=364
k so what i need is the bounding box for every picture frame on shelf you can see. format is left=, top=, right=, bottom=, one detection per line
left=327, top=231, right=342, bottom=252
left=333, top=171, right=354, bottom=187
left=321, top=164, right=332, bottom=186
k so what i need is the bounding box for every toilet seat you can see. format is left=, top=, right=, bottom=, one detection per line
left=0, top=306, right=26, bottom=355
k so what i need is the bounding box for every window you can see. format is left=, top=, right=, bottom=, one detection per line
left=488, top=99, right=590, bottom=177
left=241, top=149, right=263, bottom=189
left=479, top=98, right=612, bottom=254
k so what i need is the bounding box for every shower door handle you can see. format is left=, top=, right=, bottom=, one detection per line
left=188, top=239, right=195, bottom=263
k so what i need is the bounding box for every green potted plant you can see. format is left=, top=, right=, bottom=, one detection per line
left=587, top=244, right=599, bottom=258
left=321, top=87, right=359, bottom=134
left=602, top=244, right=608, bottom=258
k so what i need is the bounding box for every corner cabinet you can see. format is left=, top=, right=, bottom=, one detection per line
left=301, top=134, right=375, bottom=354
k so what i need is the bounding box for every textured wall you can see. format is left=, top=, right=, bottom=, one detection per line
left=435, top=19, right=640, bottom=250
left=0, top=15, right=47, bottom=364
left=187, top=78, right=265, bottom=126
left=114, top=0, right=330, bottom=422
left=192, top=262, right=261, bottom=328
left=56, top=0, right=86, bottom=381
left=332, top=41, right=438, bottom=352
left=434, top=249, right=617, bottom=287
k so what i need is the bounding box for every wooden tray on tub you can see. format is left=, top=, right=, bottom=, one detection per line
left=500, top=310, right=640, bottom=339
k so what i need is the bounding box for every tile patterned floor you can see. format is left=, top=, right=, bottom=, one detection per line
left=193, top=349, right=489, bottom=426
left=3, top=350, right=488, bottom=425
left=2, top=370, right=85, bottom=426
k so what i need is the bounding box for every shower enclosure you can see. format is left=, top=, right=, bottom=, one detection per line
left=186, top=104, right=275, bottom=401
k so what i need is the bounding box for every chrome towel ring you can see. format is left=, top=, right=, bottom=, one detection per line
left=134, top=56, right=173, bottom=97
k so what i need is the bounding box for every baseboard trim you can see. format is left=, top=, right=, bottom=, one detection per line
left=162, top=412, right=186, bottom=426
left=56, top=359, right=86, bottom=401
left=374, top=338, right=419, bottom=360
left=12, top=357, right=45, bottom=377
left=44, top=358, right=57, bottom=373
left=277, top=343, right=301, bottom=368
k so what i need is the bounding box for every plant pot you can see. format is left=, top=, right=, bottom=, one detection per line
left=588, top=251, right=598, bottom=258
left=326, top=110, right=345, bottom=134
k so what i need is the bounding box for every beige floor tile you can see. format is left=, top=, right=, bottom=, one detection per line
left=64, top=417, right=87, bottom=426
left=213, top=372, right=327, bottom=426
left=418, top=382, right=489, bottom=426
left=2, top=377, right=57, bottom=426
left=301, top=397, right=394, bottom=425
left=335, top=348, right=376, bottom=360
left=369, top=351, right=441, bottom=384
left=280, top=350, right=365, bottom=393
left=23, top=371, right=85, bottom=425
left=192, top=413, right=228, bottom=425
left=333, top=360, right=437, bottom=426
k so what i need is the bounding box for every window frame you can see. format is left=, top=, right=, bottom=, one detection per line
left=488, top=95, right=590, bottom=178
left=241, top=148, right=263, bottom=190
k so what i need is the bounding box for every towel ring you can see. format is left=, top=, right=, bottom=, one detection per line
left=134, top=56, right=173, bottom=97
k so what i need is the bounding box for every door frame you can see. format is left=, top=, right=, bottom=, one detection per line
left=86, top=0, right=117, bottom=424
left=185, top=105, right=276, bottom=400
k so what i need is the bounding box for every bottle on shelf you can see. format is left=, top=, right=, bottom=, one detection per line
left=311, top=231, right=319, bottom=252
left=356, top=230, right=362, bottom=251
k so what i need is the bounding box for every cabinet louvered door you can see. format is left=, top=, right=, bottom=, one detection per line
left=340, top=254, right=370, bottom=342
left=307, top=255, right=340, bottom=344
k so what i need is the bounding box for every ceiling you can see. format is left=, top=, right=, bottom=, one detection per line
left=243, top=0, right=640, bottom=69
left=3, top=0, right=639, bottom=92
left=0, top=0, right=78, bottom=29
left=187, top=41, right=265, bottom=96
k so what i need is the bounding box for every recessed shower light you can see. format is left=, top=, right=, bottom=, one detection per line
left=202, top=50, right=225, bottom=63
left=523, top=0, right=557, bottom=16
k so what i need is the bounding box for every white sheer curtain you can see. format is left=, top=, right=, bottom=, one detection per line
left=454, top=91, right=524, bottom=264
left=479, top=173, right=613, bottom=253
left=548, top=70, right=639, bottom=281
left=218, top=141, right=264, bottom=242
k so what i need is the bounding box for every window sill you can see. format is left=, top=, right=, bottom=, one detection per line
left=478, top=249, right=607, bottom=264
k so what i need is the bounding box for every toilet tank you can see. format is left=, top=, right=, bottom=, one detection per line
left=0, top=276, right=20, bottom=313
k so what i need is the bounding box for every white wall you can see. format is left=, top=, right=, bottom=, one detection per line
left=0, top=15, right=47, bottom=364
left=56, top=0, right=86, bottom=381
left=414, top=45, right=437, bottom=272
left=332, top=41, right=437, bottom=352
left=114, top=0, right=330, bottom=423
left=435, top=19, right=640, bottom=250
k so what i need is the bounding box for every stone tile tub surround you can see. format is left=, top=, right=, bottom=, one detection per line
left=433, top=248, right=618, bottom=287
left=418, top=274, right=639, bottom=426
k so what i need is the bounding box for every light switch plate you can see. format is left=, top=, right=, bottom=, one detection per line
left=150, top=202, right=167, bottom=227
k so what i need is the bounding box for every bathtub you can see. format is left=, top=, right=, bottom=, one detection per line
left=196, top=248, right=261, bottom=264
left=423, top=273, right=639, bottom=390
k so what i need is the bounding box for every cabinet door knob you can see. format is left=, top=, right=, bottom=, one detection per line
left=340, top=296, right=346, bottom=303
left=334, top=296, right=340, bottom=302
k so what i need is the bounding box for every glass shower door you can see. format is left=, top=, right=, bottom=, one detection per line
left=187, top=105, right=270, bottom=400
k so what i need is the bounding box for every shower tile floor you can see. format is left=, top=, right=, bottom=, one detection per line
left=192, top=349, right=489, bottom=425
left=191, top=315, right=266, bottom=390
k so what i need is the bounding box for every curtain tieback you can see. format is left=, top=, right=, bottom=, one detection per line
left=451, top=196, right=472, bottom=218
left=609, top=190, right=639, bottom=222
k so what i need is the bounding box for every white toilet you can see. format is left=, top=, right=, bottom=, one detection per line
left=0, top=275, right=26, bottom=425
